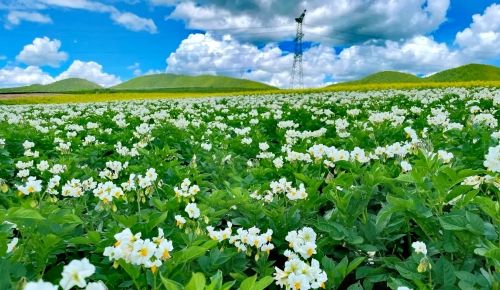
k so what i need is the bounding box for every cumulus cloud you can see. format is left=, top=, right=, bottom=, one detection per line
left=5, top=11, right=52, bottom=28
left=110, top=11, right=157, bottom=33
left=56, top=60, right=121, bottom=87
left=16, top=37, right=68, bottom=67
left=0, top=66, right=54, bottom=88
left=166, top=33, right=468, bottom=87
left=149, top=0, right=177, bottom=6
left=3, top=0, right=157, bottom=33
left=168, top=0, right=450, bottom=43
left=455, top=3, right=500, bottom=59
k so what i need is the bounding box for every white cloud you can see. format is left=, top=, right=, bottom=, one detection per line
left=16, top=37, right=68, bottom=67
left=5, top=11, right=52, bottom=28
left=0, top=66, right=54, bottom=88
left=30, top=0, right=158, bottom=33
left=332, top=36, right=463, bottom=80
left=56, top=60, right=121, bottom=87
left=149, top=0, right=177, bottom=6
left=168, top=0, right=450, bottom=43
left=455, top=3, right=500, bottom=59
left=110, top=11, right=157, bottom=33
left=166, top=33, right=468, bottom=88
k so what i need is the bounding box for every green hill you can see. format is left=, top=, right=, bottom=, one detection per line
left=112, top=74, right=275, bottom=91
left=425, top=64, right=500, bottom=82
left=0, top=78, right=102, bottom=93
left=330, top=64, right=500, bottom=87
left=345, top=71, right=422, bottom=84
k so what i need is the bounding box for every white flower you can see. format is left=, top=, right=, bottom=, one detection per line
left=484, top=145, right=500, bottom=173
left=59, top=258, right=96, bottom=290
left=175, top=215, right=186, bottom=227
left=7, top=237, right=18, bottom=253
left=37, top=160, right=50, bottom=171
left=437, top=150, right=453, bottom=164
left=185, top=203, right=200, bottom=219
left=411, top=241, right=427, bottom=255
left=400, top=161, right=412, bottom=172
left=24, top=280, right=58, bottom=290
left=85, top=281, right=108, bottom=290
left=397, top=287, right=413, bottom=290
left=17, top=176, right=43, bottom=195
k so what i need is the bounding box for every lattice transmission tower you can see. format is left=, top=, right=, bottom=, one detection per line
left=290, top=9, right=306, bottom=89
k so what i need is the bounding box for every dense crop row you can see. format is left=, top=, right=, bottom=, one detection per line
left=0, top=87, right=499, bottom=290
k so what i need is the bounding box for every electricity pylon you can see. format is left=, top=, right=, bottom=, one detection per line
left=290, top=9, right=306, bottom=89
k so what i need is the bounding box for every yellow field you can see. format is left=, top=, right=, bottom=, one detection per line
left=0, top=80, right=499, bottom=105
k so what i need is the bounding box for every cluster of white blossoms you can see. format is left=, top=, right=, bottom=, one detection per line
left=61, top=178, right=96, bottom=198
left=484, top=145, right=500, bottom=173
left=120, top=168, right=158, bottom=192
left=285, top=227, right=318, bottom=259
left=93, top=181, right=124, bottom=204
left=206, top=223, right=274, bottom=254
left=275, top=227, right=327, bottom=289
left=98, top=161, right=128, bottom=180
left=24, top=258, right=106, bottom=290
left=229, top=226, right=274, bottom=254
left=270, top=178, right=308, bottom=201
left=22, top=140, right=39, bottom=158
left=174, top=178, right=200, bottom=199
left=103, top=228, right=173, bottom=272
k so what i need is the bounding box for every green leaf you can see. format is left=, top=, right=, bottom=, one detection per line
left=433, top=256, right=456, bottom=288
left=160, top=275, right=183, bottom=290
left=439, top=214, right=467, bottom=231
left=6, top=207, right=45, bottom=221
left=239, top=275, right=274, bottom=290
left=347, top=257, right=366, bottom=275
left=185, top=272, right=206, bottom=290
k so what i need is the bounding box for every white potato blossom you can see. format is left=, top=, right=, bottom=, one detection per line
left=208, top=225, right=275, bottom=254
left=174, top=215, right=186, bottom=227
left=59, top=258, right=96, bottom=290
left=17, top=176, right=42, bottom=195
left=24, top=280, right=58, bottom=290
left=270, top=178, right=308, bottom=201
left=275, top=227, right=327, bottom=289
left=174, top=178, right=200, bottom=199
left=93, top=181, right=124, bottom=203
left=185, top=202, right=200, bottom=219
left=484, top=145, right=500, bottom=173
left=411, top=241, right=427, bottom=255
left=400, top=161, right=412, bottom=172
left=437, top=150, right=454, bottom=163
left=104, top=228, right=173, bottom=272
left=7, top=237, right=18, bottom=253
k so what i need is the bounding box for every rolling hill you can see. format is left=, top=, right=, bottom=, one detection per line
left=111, top=74, right=275, bottom=91
left=425, top=64, right=500, bottom=82
left=0, top=78, right=102, bottom=93
left=329, top=64, right=500, bottom=87
left=344, top=71, right=422, bottom=84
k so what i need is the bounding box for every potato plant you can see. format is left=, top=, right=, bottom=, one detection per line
left=0, top=87, right=499, bottom=290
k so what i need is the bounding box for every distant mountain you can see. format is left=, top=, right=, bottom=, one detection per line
left=425, top=64, right=500, bottom=82
left=0, top=78, right=102, bottom=93
left=328, top=64, right=500, bottom=87
left=111, top=74, right=275, bottom=91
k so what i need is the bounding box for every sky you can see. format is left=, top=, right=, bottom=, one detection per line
left=0, top=0, right=499, bottom=88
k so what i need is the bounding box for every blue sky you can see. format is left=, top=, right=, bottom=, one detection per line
left=0, top=0, right=499, bottom=88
